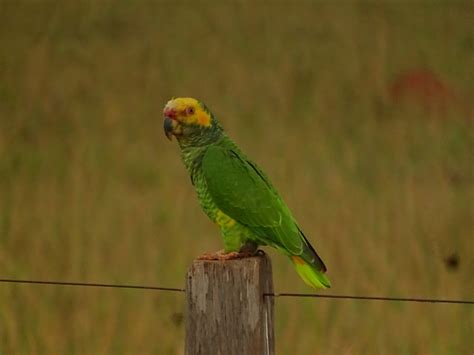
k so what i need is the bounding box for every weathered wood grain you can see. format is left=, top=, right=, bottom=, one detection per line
left=185, top=254, right=274, bottom=355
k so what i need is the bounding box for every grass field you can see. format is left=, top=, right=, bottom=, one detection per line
left=0, top=1, right=473, bottom=354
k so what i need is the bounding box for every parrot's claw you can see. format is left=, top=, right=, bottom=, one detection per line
left=197, top=250, right=256, bottom=261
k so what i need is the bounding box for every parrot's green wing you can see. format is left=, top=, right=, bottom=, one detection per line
left=201, top=145, right=306, bottom=255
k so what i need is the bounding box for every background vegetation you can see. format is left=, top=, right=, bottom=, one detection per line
left=0, top=1, right=472, bottom=354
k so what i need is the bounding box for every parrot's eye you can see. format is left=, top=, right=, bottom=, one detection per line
left=186, top=107, right=195, bottom=115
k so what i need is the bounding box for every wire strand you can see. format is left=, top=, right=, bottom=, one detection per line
left=0, top=278, right=184, bottom=293
left=265, top=292, right=474, bottom=305
left=1, top=278, right=473, bottom=305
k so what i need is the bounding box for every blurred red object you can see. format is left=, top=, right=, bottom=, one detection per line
left=389, top=68, right=469, bottom=116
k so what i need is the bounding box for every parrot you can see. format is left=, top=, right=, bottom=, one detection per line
left=163, top=97, right=330, bottom=289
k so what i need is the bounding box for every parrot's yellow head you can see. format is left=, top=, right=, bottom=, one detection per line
left=163, top=97, right=222, bottom=145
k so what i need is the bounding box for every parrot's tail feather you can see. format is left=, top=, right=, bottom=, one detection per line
left=290, top=256, right=331, bottom=289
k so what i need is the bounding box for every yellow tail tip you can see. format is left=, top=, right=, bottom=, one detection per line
left=291, top=256, right=331, bottom=289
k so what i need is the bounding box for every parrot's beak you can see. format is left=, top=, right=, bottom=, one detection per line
left=163, top=106, right=183, bottom=141
left=163, top=116, right=175, bottom=140
left=164, top=115, right=183, bottom=141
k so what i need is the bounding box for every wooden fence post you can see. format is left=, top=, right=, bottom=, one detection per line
left=185, top=254, right=275, bottom=355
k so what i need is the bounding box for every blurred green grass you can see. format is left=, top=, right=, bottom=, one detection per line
left=0, top=1, right=473, bottom=354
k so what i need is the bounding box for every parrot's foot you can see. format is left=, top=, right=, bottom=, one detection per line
left=239, top=240, right=259, bottom=255
left=197, top=249, right=256, bottom=261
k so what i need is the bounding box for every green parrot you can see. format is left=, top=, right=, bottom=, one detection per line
left=163, top=97, right=330, bottom=288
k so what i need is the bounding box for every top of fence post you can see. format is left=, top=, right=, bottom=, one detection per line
left=185, top=254, right=274, bottom=355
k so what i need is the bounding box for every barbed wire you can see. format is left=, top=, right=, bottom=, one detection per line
left=1, top=278, right=473, bottom=305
